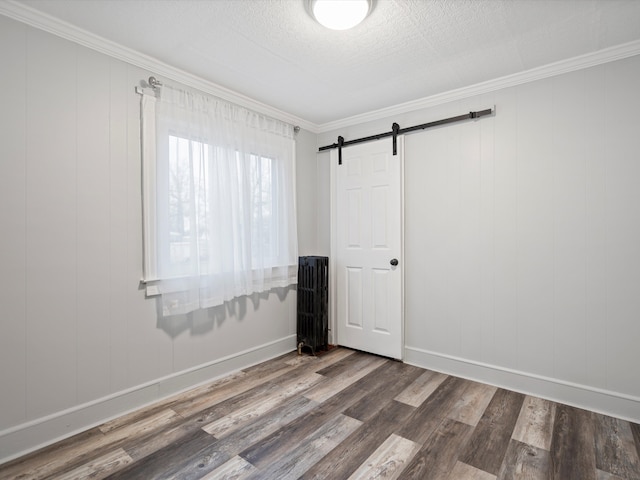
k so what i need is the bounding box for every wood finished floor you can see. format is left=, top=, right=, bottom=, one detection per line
left=2, top=347, right=640, bottom=480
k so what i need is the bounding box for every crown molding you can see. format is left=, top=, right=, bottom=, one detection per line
left=3, top=0, right=639, bottom=135
left=317, top=39, right=640, bottom=133
left=0, top=0, right=319, bottom=133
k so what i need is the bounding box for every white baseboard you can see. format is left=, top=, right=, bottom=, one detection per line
left=404, top=345, right=640, bottom=424
left=0, top=335, right=297, bottom=465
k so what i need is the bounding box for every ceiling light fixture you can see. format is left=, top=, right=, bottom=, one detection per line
left=308, top=0, right=372, bottom=31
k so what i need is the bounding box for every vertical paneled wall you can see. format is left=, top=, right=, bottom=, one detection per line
left=0, top=14, right=306, bottom=460
left=317, top=54, right=640, bottom=420
left=0, top=14, right=28, bottom=433
left=25, top=26, right=80, bottom=420
left=296, top=128, right=320, bottom=256
left=401, top=56, right=640, bottom=416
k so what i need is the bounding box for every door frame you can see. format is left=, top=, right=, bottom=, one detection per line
left=329, top=136, right=406, bottom=359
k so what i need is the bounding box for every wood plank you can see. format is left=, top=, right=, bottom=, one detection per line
left=174, top=357, right=331, bottom=434
left=127, top=395, right=319, bottom=479
left=210, top=395, right=318, bottom=459
left=54, top=448, right=133, bottom=480
left=99, top=409, right=185, bottom=444
left=186, top=376, right=296, bottom=428
left=348, top=433, right=421, bottom=480
left=460, top=388, right=525, bottom=476
left=169, top=359, right=297, bottom=418
left=497, top=440, right=550, bottom=480
left=120, top=378, right=308, bottom=461
left=394, top=369, right=448, bottom=408
left=1, top=409, right=181, bottom=480
left=240, top=382, right=370, bottom=469
left=245, top=414, right=362, bottom=479
left=632, top=422, right=640, bottom=462
left=315, top=350, right=376, bottom=377
left=97, top=395, right=200, bottom=435
left=594, top=413, right=640, bottom=480
left=550, top=404, right=597, bottom=480
left=200, top=456, right=257, bottom=480
left=446, top=380, right=497, bottom=427
left=105, top=429, right=218, bottom=480
left=124, top=394, right=316, bottom=466
left=170, top=347, right=350, bottom=420
left=511, top=395, right=556, bottom=451
left=343, top=361, right=423, bottom=423
left=301, top=400, right=416, bottom=480
left=5, top=350, right=640, bottom=480
left=241, top=350, right=297, bottom=373
left=0, top=428, right=104, bottom=480
left=447, top=461, right=497, bottom=480
left=597, top=470, right=626, bottom=480
left=304, top=355, right=388, bottom=403
left=397, top=418, right=473, bottom=480
left=284, top=347, right=355, bottom=368
left=202, top=371, right=323, bottom=437
left=99, top=370, right=249, bottom=432
left=122, top=413, right=211, bottom=461
left=396, top=376, right=469, bottom=445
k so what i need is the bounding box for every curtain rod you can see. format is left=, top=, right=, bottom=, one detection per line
left=319, top=108, right=494, bottom=164
left=135, top=76, right=301, bottom=133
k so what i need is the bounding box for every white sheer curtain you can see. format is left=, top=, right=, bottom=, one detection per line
left=141, top=85, right=298, bottom=316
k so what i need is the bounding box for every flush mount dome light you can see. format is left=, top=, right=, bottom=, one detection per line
left=309, top=0, right=372, bottom=30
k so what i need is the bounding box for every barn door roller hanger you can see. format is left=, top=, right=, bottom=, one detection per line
left=319, top=107, right=494, bottom=164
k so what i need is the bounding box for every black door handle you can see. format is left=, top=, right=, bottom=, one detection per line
left=390, top=258, right=398, bottom=266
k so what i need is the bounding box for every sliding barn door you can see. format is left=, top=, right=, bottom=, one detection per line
left=333, top=138, right=403, bottom=359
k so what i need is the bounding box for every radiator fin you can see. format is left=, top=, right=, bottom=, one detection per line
left=297, top=256, right=329, bottom=355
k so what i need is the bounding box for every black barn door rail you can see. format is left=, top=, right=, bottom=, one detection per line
left=319, top=108, right=494, bottom=164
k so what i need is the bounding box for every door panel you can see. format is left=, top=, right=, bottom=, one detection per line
left=335, top=138, right=403, bottom=359
left=346, top=267, right=363, bottom=328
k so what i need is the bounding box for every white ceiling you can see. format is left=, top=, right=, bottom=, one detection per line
left=10, top=0, right=640, bottom=128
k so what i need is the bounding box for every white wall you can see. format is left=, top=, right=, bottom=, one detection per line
left=0, top=15, right=317, bottom=462
left=296, top=128, right=320, bottom=256
left=318, top=54, right=640, bottom=422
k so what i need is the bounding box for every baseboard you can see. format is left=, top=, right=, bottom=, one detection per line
left=0, top=334, right=297, bottom=465
left=404, top=345, right=640, bottom=424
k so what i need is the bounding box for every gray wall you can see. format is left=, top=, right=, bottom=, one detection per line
left=318, top=54, right=640, bottom=421
left=295, top=128, right=321, bottom=256
left=0, top=14, right=318, bottom=461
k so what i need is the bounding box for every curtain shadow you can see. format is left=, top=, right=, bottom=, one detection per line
left=156, top=285, right=295, bottom=338
left=155, top=299, right=220, bottom=338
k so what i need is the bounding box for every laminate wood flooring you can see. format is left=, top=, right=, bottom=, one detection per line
left=2, top=347, right=639, bottom=480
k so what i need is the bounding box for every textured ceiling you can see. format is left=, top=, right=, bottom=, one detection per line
left=14, top=0, right=640, bottom=126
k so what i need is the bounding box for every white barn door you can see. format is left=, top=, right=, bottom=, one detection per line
left=332, top=137, right=403, bottom=359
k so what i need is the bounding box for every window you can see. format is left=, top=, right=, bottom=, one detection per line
left=141, top=86, right=298, bottom=316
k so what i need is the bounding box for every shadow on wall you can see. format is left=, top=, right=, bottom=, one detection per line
left=156, top=286, right=293, bottom=338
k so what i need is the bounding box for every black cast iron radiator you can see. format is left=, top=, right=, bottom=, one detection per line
left=297, top=256, right=329, bottom=355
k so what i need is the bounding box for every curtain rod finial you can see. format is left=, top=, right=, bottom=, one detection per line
left=148, top=76, right=163, bottom=89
